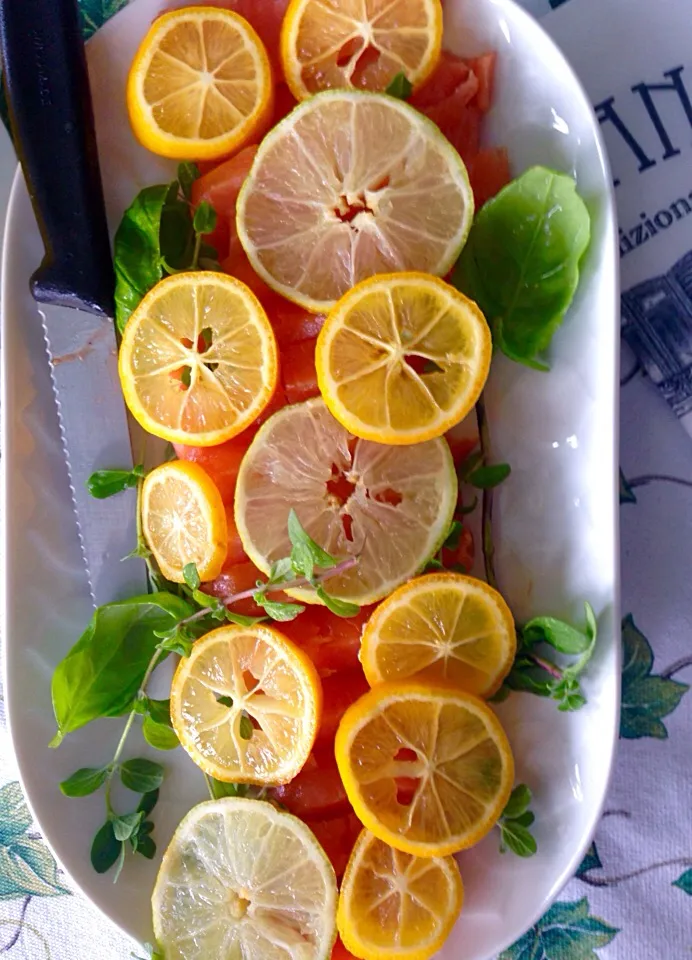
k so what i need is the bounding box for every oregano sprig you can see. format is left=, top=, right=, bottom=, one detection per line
left=497, top=784, right=537, bottom=857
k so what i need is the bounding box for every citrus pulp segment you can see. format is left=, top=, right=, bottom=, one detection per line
left=236, top=91, right=474, bottom=311
left=152, top=797, right=338, bottom=960
left=337, top=829, right=463, bottom=960
left=126, top=6, right=274, bottom=160
left=281, top=0, right=443, bottom=100
left=170, top=624, right=322, bottom=784
left=360, top=572, right=517, bottom=696
left=142, top=459, right=227, bottom=583
left=234, top=398, right=457, bottom=605
left=118, top=272, right=278, bottom=446
left=316, top=272, right=492, bottom=444
left=335, top=682, right=514, bottom=856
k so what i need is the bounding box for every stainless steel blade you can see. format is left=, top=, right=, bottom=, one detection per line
left=39, top=303, right=147, bottom=606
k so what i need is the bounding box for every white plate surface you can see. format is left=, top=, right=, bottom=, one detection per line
left=1, top=0, right=620, bottom=957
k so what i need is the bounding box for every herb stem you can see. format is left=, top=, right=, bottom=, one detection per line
left=475, top=394, right=498, bottom=590
left=528, top=652, right=563, bottom=680
left=191, top=232, right=203, bottom=270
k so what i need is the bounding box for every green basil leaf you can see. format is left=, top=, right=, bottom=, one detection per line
left=160, top=181, right=196, bottom=271
left=385, top=71, right=413, bottom=99
left=86, top=465, right=144, bottom=499
left=90, top=821, right=122, bottom=874
left=183, top=563, right=201, bottom=590
left=137, top=790, right=160, bottom=817
left=288, top=509, right=338, bottom=580
left=142, top=716, right=179, bottom=751
left=59, top=766, right=109, bottom=797
left=177, top=161, right=200, bottom=200
left=453, top=167, right=591, bottom=368
left=193, top=200, right=218, bottom=235
left=502, top=783, right=532, bottom=820
left=50, top=593, right=193, bottom=746
left=499, top=821, right=537, bottom=858
left=315, top=586, right=360, bottom=619
left=120, top=759, right=165, bottom=794
left=522, top=616, right=590, bottom=655
left=111, top=811, right=143, bottom=843
left=239, top=715, right=254, bottom=740
left=255, top=596, right=305, bottom=622
left=113, top=184, right=170, bottom=333
left=468, top=463, right=511, bottom=489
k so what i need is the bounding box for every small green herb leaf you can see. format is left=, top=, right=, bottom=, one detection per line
left=111, top=811, right=143, bottom=843
left=315, top=586, right=360, bottom=618
left=385, top=71, right=413, bottom=99
left=142, top=715, right=179, bottom=751
left=209, top=778, right=248, bottom=799
left=193, top=200, right=217, bottom=236
left=288, top=509, right=338, bottom=580
left=522, top=616, right=591, bottom=655
left=177, top=161, right=200, bottom=200
left=120, top=759, right=164, bottom=794
left=468, top=463, right=511, bottom=489
left=87, top=465, right=145, bottom=499
left=59, top=766, right=109, bottom=797
left=135, top=835, right=156, bottom=860
left=502, top=784, right=532, bottom=820
left=90, top=821, right=122, bottom=874
left=216, top=695, right=234, bottom=708
left=225, top=610, right=267, bottom=627
left=268, top=557, right=294, bottom=583
left=499, top=820, right=537, bottom=857
left=137, top=790, right=160, bottom=818
left=239, top=715, right=254, bottom=740
left=146, top=699, right=172, bottom=727
left=424, top=557, right=445, bottom=573
left=457, top=495, right=479, bottom=516
left=183, top=563, right=201, bottom=590
left=255, top=595, right=305, bottom=622
left=443, top=520, right=463, bottom=551
left=453, top=166, right=591, bottom=369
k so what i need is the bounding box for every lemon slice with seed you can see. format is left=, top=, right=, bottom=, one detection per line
left=118, top=272, right=278, bottom=446
left=153, top=797, right=338, bottom=960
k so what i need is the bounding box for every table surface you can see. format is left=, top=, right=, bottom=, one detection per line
left=1, top=1, right=691, bottom=958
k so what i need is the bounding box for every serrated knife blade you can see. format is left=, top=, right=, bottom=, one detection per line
left=0, top=0, right=148, bottom=605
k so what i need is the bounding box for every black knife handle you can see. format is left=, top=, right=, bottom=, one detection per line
left=0, top=0, right=114, bottom=317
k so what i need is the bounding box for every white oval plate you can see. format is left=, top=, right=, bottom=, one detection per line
left=1, top=0, right=619, bottom=957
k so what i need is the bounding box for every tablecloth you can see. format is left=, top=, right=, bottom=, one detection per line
left=1, top=0, right=691, bottom=957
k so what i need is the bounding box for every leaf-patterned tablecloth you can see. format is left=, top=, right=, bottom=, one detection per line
left=1, top=0, right=691, bottom=957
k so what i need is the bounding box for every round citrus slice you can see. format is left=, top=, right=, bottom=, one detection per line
left=126, top=6, right=273, bottom=160
left=142, top=459, right=227, bottom=583
left=316, top=272, right=491, bottom=444
left=118, top=272, right=278, bottom=446
left=170, top=624, right=322, bottom=784
left=236, top=91, right=474, bottom=312
left=337, top=829, right=463, bottom=960
left=281, top=0, right=443, bottom=101
left=360, top=572, right=516, bottom=696
left=234, top=397, right=457, bottom=606
left=335, top=682, right=514, bottom=856
left=153, top=797, right=337, bottom=960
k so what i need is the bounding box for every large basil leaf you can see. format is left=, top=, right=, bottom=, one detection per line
left=453, top=166, right=591, bottom=369
left=50, top=593, right=192, bottom=746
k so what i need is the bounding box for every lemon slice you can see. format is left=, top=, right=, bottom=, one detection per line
left=170, top=624, right=322, bottom=784
left=118, top=272, right=278, bottom=446
left=236, top=91, right=474, bottom=312
left=153, top=797, right=338, bottom=960
left=127, top=6, right=273, bottom=160
left=281, top=0, right=443, bottom=100
left=337, top=829, right=463, bottom=960
left=142, top=459, right=227, bottom=582
left=234, top=397, right=457, bottom=606
left=360, top=573, right=516, bottom=696
left=316, top=272, right=491, bottom=444
left=335, top=682, right=514, bottom=856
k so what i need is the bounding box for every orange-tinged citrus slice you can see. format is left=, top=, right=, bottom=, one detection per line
left=142, top=459, right=227, bottom=583
left=335, top=682, right=514, bottom=856
left=118, top=272, right=278, bottom=446
left=360, top=572, right=516, bottom=696
left=126, top=6, right=273, bottom=160
left=153, top=797, right=338, bottom=960
left=316, top=272, right=491, bottom=444
left=236, top=91, right=474, bottom=312
left=337, top=829, right=463, bottom=960
left=170, top=624, right=322, bottom=784
left=281, top=0, right=443, bottom=101
left=234, top=397, right=457, bottom=606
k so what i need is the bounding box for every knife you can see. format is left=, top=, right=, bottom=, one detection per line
left=0, top=0, right=148, bottom=606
